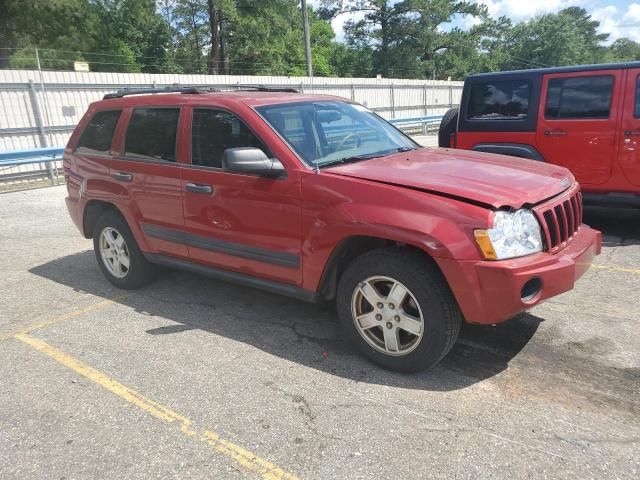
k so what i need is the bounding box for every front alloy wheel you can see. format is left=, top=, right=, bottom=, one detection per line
left=352, top=276, right=424, bottom=356
left=336, top=248, right=462, bottom=372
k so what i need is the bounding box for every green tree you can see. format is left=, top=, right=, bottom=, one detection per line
left=607, top=38, right=640, bottom=62
left=166, top=0, right=210, bottom=73
left=502, top=7, right=609, bottom=69
left=3, top=0, right=172, bottom=72
left=228, top=1, right=336, bottom=76
left=320, top=0, right=487, bottom=79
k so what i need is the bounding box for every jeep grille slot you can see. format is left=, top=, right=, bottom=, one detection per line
left=534, top=186, right=582, bottom=253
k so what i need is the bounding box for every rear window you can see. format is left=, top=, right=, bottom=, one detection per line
left=467, top=80, right=530, bottom=120
left=545, top=75, right=613, bottom=119
left=124, top=108, right=180, bottom=162
left=75, top=110, right=121, bottom=154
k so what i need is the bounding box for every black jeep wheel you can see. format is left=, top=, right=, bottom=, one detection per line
left=438, top=108, right=459, bottom=148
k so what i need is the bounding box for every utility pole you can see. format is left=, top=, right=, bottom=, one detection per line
left=301, top=0, right=313, bottom=77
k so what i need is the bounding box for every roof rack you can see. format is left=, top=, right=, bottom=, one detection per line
left=103, top=86, right=220, bottom=100
left=234, top=84, right=300, bottom=93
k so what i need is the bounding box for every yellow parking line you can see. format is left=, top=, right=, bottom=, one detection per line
left=0, top=295, right=128, bottom=342
left=592, top=264, right=640, bottom=275
left=14, top=333, right=299, bottom=480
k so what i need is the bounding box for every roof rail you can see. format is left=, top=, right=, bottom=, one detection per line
left=103, top=86, right=220, bottom=100
left=234, top=84, right=300, bottom=93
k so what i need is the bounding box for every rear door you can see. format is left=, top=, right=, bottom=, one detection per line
left=618, top=68, right=640, bottom=186
left=110, top=106, right=188, bottom=258
left=536, top=70, right=622, bottom=185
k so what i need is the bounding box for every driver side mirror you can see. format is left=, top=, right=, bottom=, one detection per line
left=222, top=148, right=286, bottom=179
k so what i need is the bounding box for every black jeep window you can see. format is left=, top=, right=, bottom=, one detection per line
left=635, top=76, right=640, bottom=118
left=545, top=76, right=613, bottom=119
left=191, top=109, right=267, bottom=168
left=124, top=108, right=180, bottom=162
left=467, top=80, right=530, bottom=120
left=76, top=110, right=121, bottom=154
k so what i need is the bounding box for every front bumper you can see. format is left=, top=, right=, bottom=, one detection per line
left=436, top=225, right=602, bottom=324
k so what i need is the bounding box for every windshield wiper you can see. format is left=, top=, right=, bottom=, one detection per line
left=318, top=146, right=417, bottom=169
left=317, top=152, right=385, bottom=169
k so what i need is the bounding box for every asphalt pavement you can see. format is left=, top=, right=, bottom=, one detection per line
left=0, top=177, right=638, bottom=479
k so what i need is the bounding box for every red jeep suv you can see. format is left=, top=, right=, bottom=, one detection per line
left=64, top=86, right=601, bottom=372
left=439, top=61, right=640, bottom=208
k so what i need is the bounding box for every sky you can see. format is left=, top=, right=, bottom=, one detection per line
left=310, top=1, right=640, bottom=44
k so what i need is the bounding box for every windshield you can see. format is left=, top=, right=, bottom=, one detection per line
left=255, top=101, right=418, bottom=168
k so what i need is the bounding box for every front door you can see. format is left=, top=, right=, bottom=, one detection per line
left=618, top=68, right=640, bottom=187
left=181, top=107, right=302, bottom=285
left=110, top=106, right=188, bottom=258
left=536, top=69, right=622, bottom=186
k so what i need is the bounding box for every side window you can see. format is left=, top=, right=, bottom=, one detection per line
left=75, top=110, right=121, bottom=154
left=124, top=108, right=180, bottom=162
left=545, top=75, right=613, bottom=119
left=467, top=80, right=530, bottom=120
left=635, top=76, right=640, bottom=118
left=191, top=109, right=267, bottom=168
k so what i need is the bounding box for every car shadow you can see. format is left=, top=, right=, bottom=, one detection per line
left=583, top=205, right=640, bottom=247
left=29, top=250, right=543, bottom=392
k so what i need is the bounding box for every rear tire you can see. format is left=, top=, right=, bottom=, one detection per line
left=336, top=248, right=462, bottom=373
left=93, top=211, right=155, bottom=289
left=438, top=108, right=459, bottom=148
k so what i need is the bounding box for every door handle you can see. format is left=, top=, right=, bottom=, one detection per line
left=624, top=130, right=640, bottom=136
left=544, top=130, right=567, bottom=136
left=185, top=182, right=213, bottom=194
left=112, top=171, right=133, bottom=182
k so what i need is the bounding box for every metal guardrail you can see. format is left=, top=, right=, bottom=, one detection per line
left=389, top=114, right=443, bottom=135
left=0, top=147, right=64, bottom=165
left=389, top=114, right=443, bottom=126
left=0, top=147, right=64, bottom=188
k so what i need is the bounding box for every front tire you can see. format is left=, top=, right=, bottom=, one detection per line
left=336, top=248, right=462, bottom=373
left=93, top=211, right=155, bottom=289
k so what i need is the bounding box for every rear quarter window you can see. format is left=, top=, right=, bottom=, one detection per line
left=467, top=80, right=530, bottom=120
left=545, top=75, right=614, bottom=119
left=75, top=110, right=121, bottom=154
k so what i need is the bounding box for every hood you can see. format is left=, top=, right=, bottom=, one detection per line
left=325, top=147, right=574, bottom=209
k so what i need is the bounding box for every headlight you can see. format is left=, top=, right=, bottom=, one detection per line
left=474, top=209, right=543, bottom=260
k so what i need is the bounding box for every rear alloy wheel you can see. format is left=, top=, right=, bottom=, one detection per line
left=337, top=248, right=462, bottom=372
left=93, top=211, right=155, bottom=289
left=99, top=227, right=130, bottom=278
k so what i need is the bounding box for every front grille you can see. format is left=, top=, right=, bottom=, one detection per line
left=533, top=186, right=582, bottom=253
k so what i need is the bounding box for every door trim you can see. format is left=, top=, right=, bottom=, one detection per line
left=144, top=253, right=316, bottom=302
left=141, top=223, right=300, bottom=269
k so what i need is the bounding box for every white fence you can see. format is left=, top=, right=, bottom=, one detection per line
left=0, top=70, right=463, bottom=152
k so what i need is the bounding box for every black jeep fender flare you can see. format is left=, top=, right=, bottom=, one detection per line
left=471, top=143, right=545, bottom=161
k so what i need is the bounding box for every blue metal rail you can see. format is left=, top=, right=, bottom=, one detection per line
left=0, top=147, right=64, bottom=185
left=0, top=147, right=64, bottom=166
left=388, top=115, right=443, bottom=126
